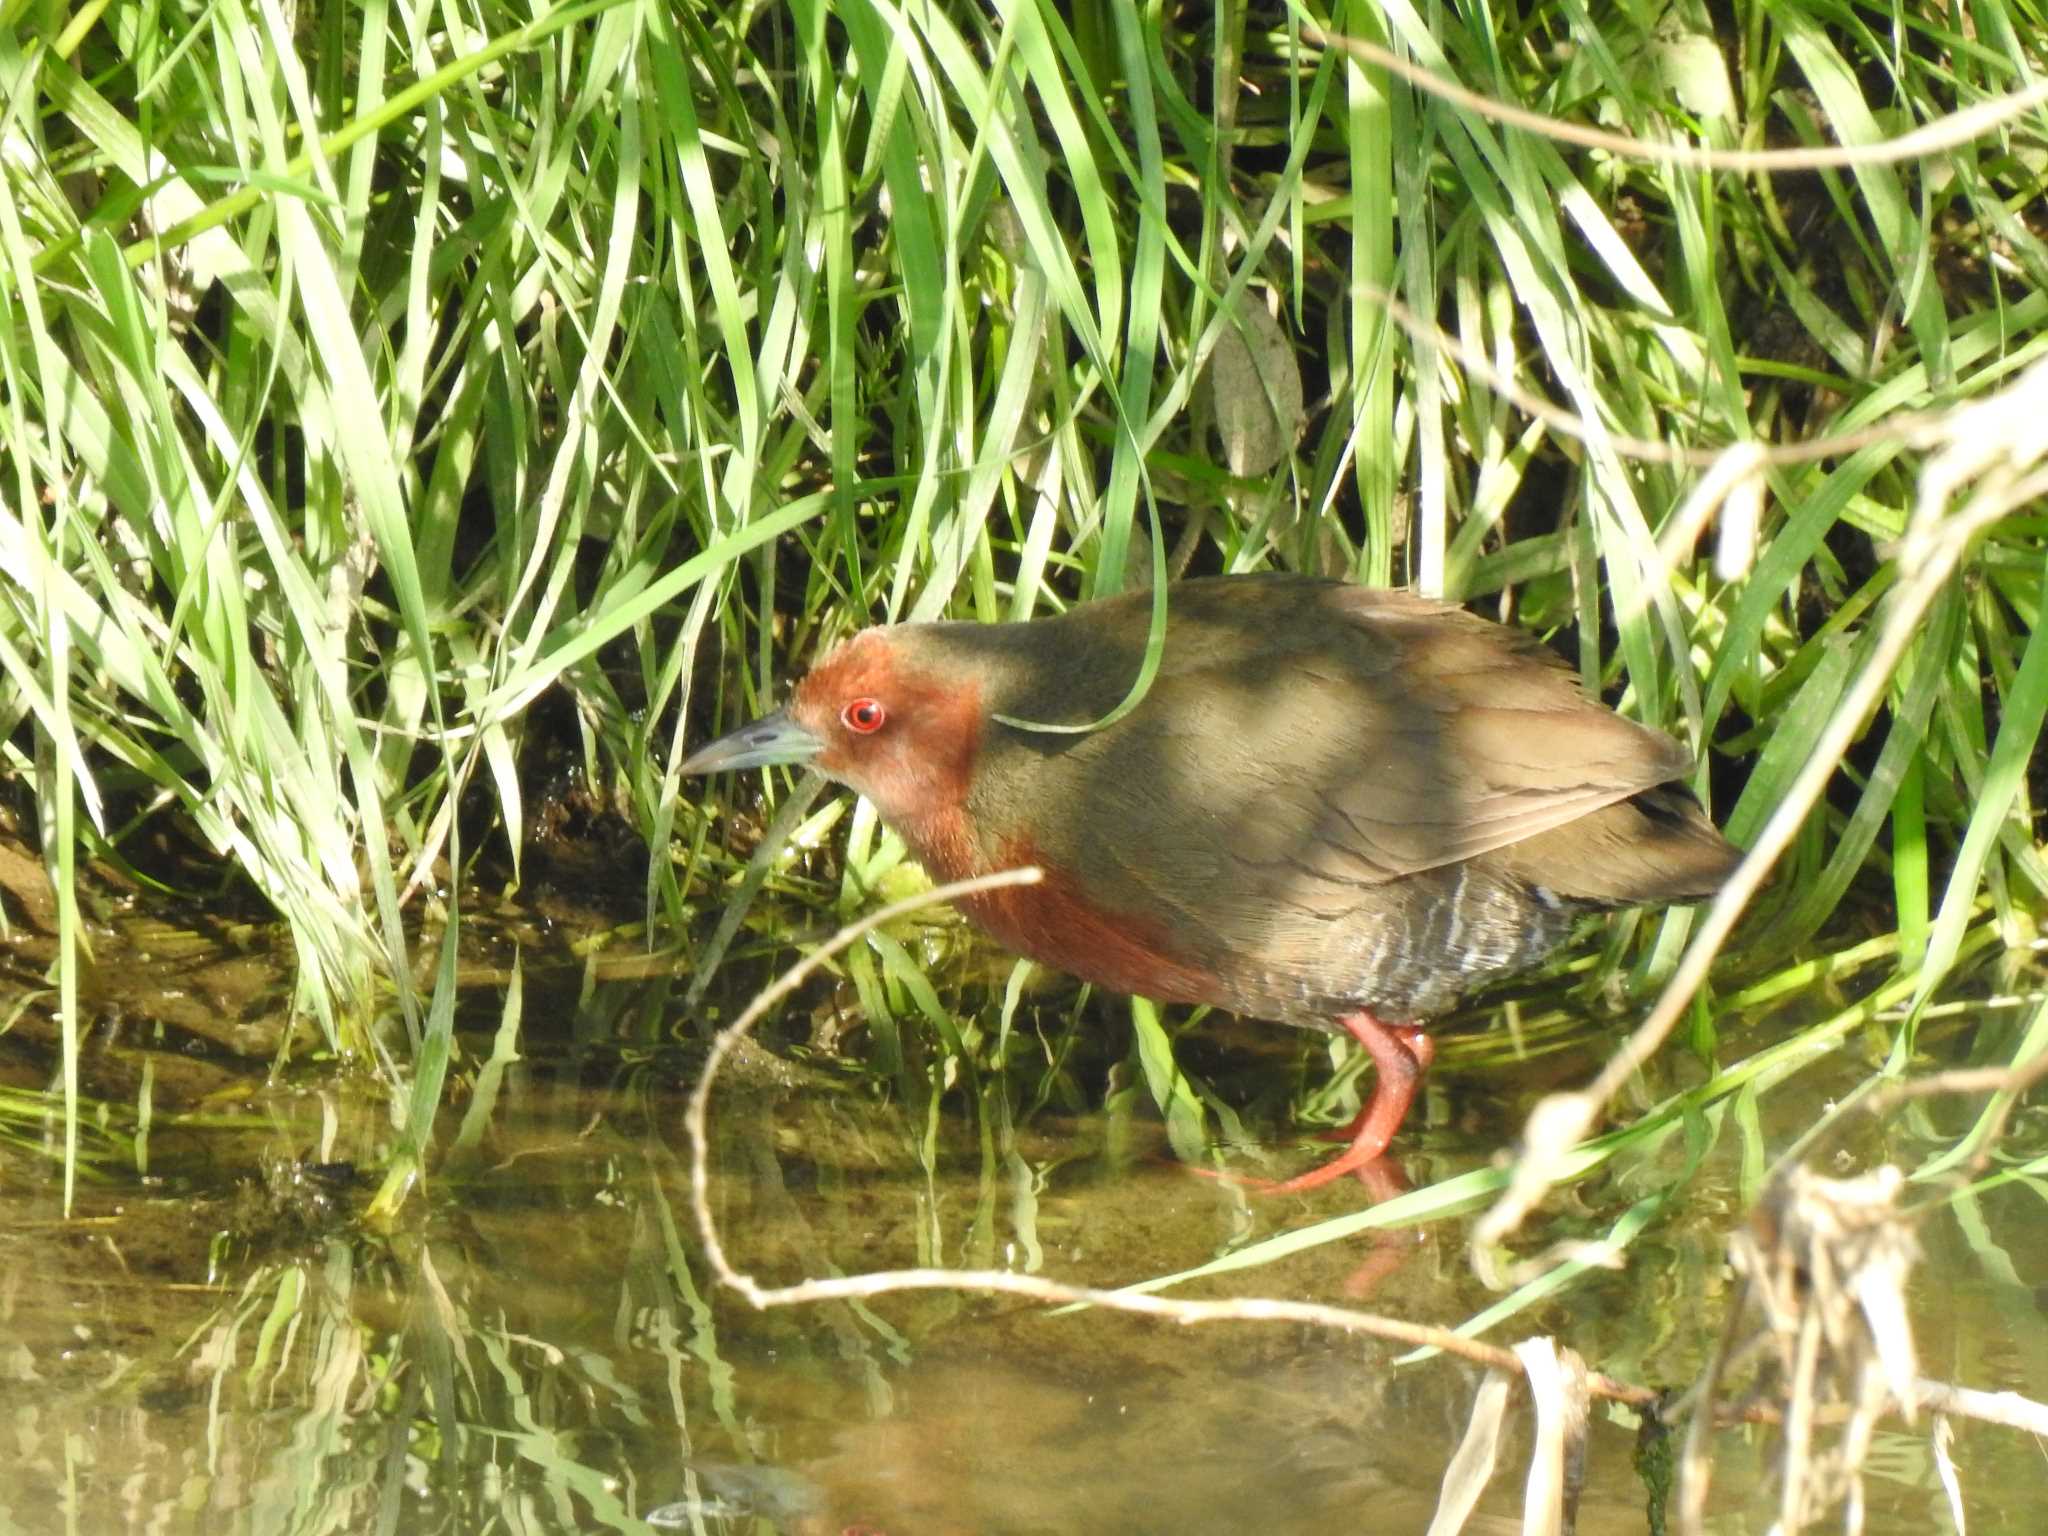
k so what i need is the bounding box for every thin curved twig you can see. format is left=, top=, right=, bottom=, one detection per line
left=681, top=867, right=1655, bottom=1398
left=680, top=855, right=2048, bottom=1445
left=1308, top=27, right=2048, bottom=174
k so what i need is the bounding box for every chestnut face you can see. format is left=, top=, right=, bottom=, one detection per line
left=680, top=629, right=985, bottom=829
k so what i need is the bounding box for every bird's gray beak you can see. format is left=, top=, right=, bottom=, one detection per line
left=680, top=709, right=824, bottom=775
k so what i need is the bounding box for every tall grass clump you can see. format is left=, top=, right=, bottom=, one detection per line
left=1, top=1, right=2044, bottom=1187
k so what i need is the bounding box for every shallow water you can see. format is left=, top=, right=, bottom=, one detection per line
left=2, top=941, right=2044, bottom=1535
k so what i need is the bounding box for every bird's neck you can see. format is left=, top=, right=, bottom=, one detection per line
left=894, top=804, right=982, bottom=886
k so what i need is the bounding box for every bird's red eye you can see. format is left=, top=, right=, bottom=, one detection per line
left=841, top=697, right=886, bottom=734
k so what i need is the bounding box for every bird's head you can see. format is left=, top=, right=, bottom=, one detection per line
left=681, top=628, right=986, bottom=827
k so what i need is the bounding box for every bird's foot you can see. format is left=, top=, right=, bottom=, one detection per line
left=1187, top=1149, right=1411, bottom=1200
left=1191, top=1012, right=1435, bottom=1197
left=1257, top=1142, right=1400, bottom=1195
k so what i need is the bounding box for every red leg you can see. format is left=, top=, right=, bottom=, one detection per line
left=1316, top=1018, right=1435, bottom=1142
left=1182, top=1011, right=1434, bottom=1196
left=1265, top=1012, right=1433, bottom=1194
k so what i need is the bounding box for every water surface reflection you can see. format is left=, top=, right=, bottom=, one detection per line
left=2, top=958, right=2041, bottom=1534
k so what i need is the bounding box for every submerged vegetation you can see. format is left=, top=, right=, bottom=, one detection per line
left=2, top=0, right=2047, bottom=1528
